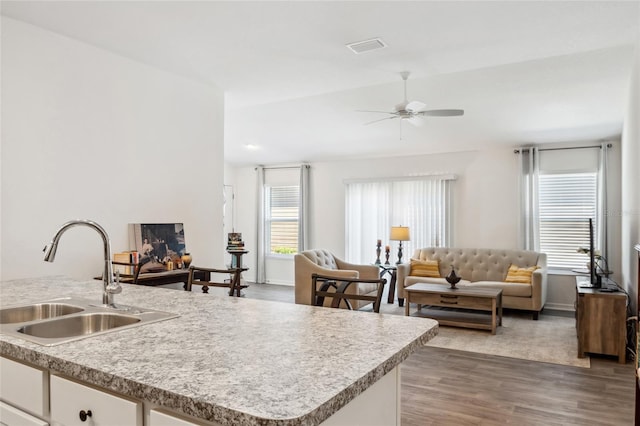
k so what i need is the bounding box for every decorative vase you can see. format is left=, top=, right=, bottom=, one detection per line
left=181, top=252, right=192, bottom=268
left=445, top=266, right=461, bottom=289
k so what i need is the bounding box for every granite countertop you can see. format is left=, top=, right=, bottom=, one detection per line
left=0, top=277, right=438, bottom=426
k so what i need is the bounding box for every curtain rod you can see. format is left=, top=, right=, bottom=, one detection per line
left=514, top=143, right=612, bottom=154
left=254, top=165, right=306, bottom=171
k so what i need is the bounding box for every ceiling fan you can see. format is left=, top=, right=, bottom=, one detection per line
left=359, top=71, right=464, bottom=127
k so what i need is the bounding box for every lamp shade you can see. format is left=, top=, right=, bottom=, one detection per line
left=390, top=226, right=410, bottom=241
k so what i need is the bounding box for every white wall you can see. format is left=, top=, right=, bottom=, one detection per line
left=621, top=46, right=640, bottom=313
left=1, top=17, right=225, bottom=281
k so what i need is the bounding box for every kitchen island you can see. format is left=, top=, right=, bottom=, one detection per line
left=0, top=277, right=438, bottom=425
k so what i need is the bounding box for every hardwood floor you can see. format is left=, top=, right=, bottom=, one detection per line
left=161, top=282, right=636, bottom=425
left=402, top=347, right=634, bottom=425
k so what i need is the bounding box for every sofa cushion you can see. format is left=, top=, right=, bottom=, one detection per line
left=505, top=264, right=539, bottom=284
left=461, top=281, right=533, bottom=297
left=409, top=259, right=441, bottom=278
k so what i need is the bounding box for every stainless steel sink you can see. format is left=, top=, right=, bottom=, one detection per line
left=18, top=313, right=141, bottom=339
left=0, top=303, right=84, bottom=324
left=0, top=297, right=178, bottom=346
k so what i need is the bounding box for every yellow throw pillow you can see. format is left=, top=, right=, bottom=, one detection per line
left=410, top=259, right=441, bottom=278
left=505, top=264, right=539, bottom=284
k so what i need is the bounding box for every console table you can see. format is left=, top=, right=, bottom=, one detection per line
left=99, top=269, right=208, bottom=288
left=575, top=276, right=627, bottom=363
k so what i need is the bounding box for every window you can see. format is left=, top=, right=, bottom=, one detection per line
left=265, top=185, right=299, bottom=255
left=345, top=177, right=454, bottom=264
left=538, top=172, right=597, bottom=269
left=519, top=144, right=608, bottom=271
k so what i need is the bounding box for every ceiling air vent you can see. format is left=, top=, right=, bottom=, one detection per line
left=346, top=38, right=387, bottom=54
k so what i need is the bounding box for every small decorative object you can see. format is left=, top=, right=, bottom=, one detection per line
left=384, top=245, right=391, bottom=265
left=445, top=266, right=461, bottom=289
left=166, top=259, right=174, bottom=271
left=181, top=252, right=192, bottom=268
left=375, top=240, right=382, bottom=265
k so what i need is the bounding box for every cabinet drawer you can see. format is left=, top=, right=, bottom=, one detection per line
left=50, top=375, right=142, bottom=426
left=0, top=357, right=48, bottom=417
left=0, top=401, right=49, bottom=426
left=408, top=292, right=440, bottom=304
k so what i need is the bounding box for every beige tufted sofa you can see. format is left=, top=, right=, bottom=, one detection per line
left=294, top=249, right=380, bottom=310
left=397, top=247, right=547, bottom=319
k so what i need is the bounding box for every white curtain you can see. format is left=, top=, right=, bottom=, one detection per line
left=298, top=164, right=310, bottom=252
left=345, top=176, right=454, bottom=265
left=255, top=166, right=266, bottom=284
left=517, top=147, right=540, bottom=251
left=597, top=143, right=610, bottom=263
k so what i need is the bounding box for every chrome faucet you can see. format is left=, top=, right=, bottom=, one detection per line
left=43, top=219, right=122, bottom=307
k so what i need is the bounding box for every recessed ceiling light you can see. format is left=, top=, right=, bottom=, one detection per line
left=244, top=144, right=260, bottom=151
left=346, top=38, right=387, bottom=54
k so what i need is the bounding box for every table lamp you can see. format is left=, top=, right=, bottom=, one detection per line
left=390, top=226, right=410, bottom=264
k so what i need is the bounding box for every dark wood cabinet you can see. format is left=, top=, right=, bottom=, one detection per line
left=576, top=277, right=627, bottom=364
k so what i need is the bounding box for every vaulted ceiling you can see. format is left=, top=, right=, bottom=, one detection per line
left=2, top=1, right=638, bottom=165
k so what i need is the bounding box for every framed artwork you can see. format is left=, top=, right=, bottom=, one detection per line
left=129, top=223, right=186, bottom=263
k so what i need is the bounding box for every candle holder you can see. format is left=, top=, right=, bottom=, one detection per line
left=384, top=246, right=390, bottom=265
left=375, top=240, right=382, bottom=265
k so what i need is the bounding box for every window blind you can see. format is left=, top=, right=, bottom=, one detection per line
left=538, top=172, right=597, bottom=269
left=266, top=185, right=299, bottom=254
left=345, top=177, right=454, bottom=264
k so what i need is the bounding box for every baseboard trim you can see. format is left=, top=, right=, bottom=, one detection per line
left=544, top=302, right=575, bottom=312
left=264, top=280, right=294, bottom=286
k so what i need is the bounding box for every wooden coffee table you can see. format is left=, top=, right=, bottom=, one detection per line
left=404, top=283, right=503, bottom=334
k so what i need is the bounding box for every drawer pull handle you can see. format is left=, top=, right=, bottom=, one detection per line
left=79, top=410, right=93, bottom=422
left=441, top=300, right=458, bottom=305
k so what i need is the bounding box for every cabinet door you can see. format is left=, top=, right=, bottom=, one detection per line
left=0, top=357, right=48, bottom=416
left=149, top=409, right=206, bottom=426
left=0, top=401, right=48, bottom=426
left=50, top=375, right=142, bottom=426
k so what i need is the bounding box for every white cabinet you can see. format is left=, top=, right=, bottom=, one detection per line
left=1, top=356, right=205, bottom=426
left=50, top=375, right=142, bottom=426
left=0, top=401, right=49, bottom=426
left=0, top=357, right=48, bottom=417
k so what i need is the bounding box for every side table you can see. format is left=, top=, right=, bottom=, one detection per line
left=575, top=276, right=627, bottom=363
left=375, top=264, right=397, bottom=304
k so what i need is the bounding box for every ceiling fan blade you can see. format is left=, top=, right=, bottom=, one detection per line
left=363, top=116, right=400, bottom=125
left=405, top=100, right=426, bottom=112
left=356, top=109, right=396, bottom=114
left=394, top=101, right=408, bottom=112
left=417, top=109, right=465, bottom=117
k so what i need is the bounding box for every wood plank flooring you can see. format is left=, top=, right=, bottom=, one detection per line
left=161, top=282, right=636, bottom=425
left=402, top=346, right=634, bottom=425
